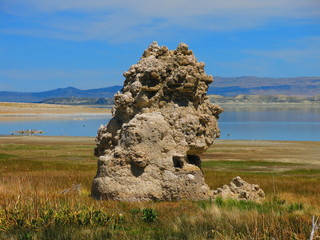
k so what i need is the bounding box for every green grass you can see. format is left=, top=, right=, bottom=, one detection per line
left=0, top=157, right=95, bottom=172
left=0, top=144, right=58, bottom=151
left=203, top=160, right=299, bottom=167
left=0, top=198, right=314, bottom=240
left=0, top=153, right=17, bottom=158
left=197, top=196, right=306, bottom=215
left=282, top=169, right=320, bottom=176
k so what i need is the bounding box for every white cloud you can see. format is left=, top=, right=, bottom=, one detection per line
left=1, top=0, right=319, bottom=41
left=244, top=49, right=314, bottom=63
left=0, top=68, right=119, bottom=80
left=3, top=0, right=320, bottom=17
left=243, top=37, right=320, bottom=63
left=213, top=36, right=320, bottom=77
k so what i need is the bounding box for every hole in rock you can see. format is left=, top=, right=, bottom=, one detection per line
left=187, top=155, right=201, bottom=169
left=172, top=156, right=184, bottom=168
left=145, top=91, right=157, bottom=99
left=130, top=163, right=145, bottom=177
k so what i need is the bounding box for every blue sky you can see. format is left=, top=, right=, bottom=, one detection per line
left=0, top=0, right=319, bottom=92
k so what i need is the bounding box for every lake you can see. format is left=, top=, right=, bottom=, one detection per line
left=0, top=105, right=319, bottom=141
left=218, top=105, right=320, bottom=141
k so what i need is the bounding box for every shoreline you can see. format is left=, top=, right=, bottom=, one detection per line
left=217, top=102, right=320, bottom=106
left=0, top=113, right=111, bottom=122
left=0, top=102, right=111, bottom=115
left=0, top=113, right=110, bottom=116
left=1, top=101, right=319, bottom=116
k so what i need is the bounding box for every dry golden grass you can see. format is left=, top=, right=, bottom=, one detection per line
left=1, top=136, right=320, bottom=239
left=202, top=140, right=320, bottom=165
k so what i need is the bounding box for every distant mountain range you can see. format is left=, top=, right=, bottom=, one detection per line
left=0, top=86, right=122, bottom=102
left=40, top=97, right=114, bottom=105
left=0, top=76, right=319, bottom=102
left=212, top=76, right=320, bottom=96
left=209, top=94, right=320, bottom=104
left=40, top=95, right=320, bottom=105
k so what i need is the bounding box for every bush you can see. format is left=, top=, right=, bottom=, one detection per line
left=142, top=208, right=157, bottom=224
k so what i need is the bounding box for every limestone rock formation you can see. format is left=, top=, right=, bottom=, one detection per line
left=212, top=176, right=265, bottom=202
left=91, top=42, right=223, bottom=201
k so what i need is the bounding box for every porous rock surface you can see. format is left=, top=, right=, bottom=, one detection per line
left=213, top=176, right=265, bottom=202
left=91, top=42, right=224, bottom=201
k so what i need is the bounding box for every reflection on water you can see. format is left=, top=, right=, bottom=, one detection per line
left=0, top=105, right=319, bottom=141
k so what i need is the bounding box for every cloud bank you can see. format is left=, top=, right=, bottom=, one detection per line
left=1, top=0, right=319, bottom=41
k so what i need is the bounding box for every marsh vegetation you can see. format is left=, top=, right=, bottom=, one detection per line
left=0, top=136, right=320, bottom=239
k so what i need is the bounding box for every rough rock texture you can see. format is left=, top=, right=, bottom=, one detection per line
left=91, top=42, right=223, bottom=201
left=213, top=176, right=265, bottom=202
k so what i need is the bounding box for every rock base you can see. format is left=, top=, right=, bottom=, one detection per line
left=212, top=176, right=265, bottom=202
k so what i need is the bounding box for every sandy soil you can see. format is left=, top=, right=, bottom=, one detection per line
left=0, top=135, right=95, bottom=145
left=0, top=102, right=111, bottom=121
left=0, top=102, right=111, bottom=115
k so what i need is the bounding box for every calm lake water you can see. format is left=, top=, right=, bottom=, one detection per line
left=218, top=105, right=320, bottom=141
left=0, top=105, right=319, bottom=141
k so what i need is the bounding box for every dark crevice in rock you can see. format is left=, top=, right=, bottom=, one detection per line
left=172, top=155, right=184, bottom=168
left=187, top=155, right=202, bottom=169
left=130, top=163, right=145, bottom=177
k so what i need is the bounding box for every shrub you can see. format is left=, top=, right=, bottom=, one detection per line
left=142, top=208, right=157, bottom=224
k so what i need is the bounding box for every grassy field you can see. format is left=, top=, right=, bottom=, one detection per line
left=0, top=136, right=320, bottom=239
